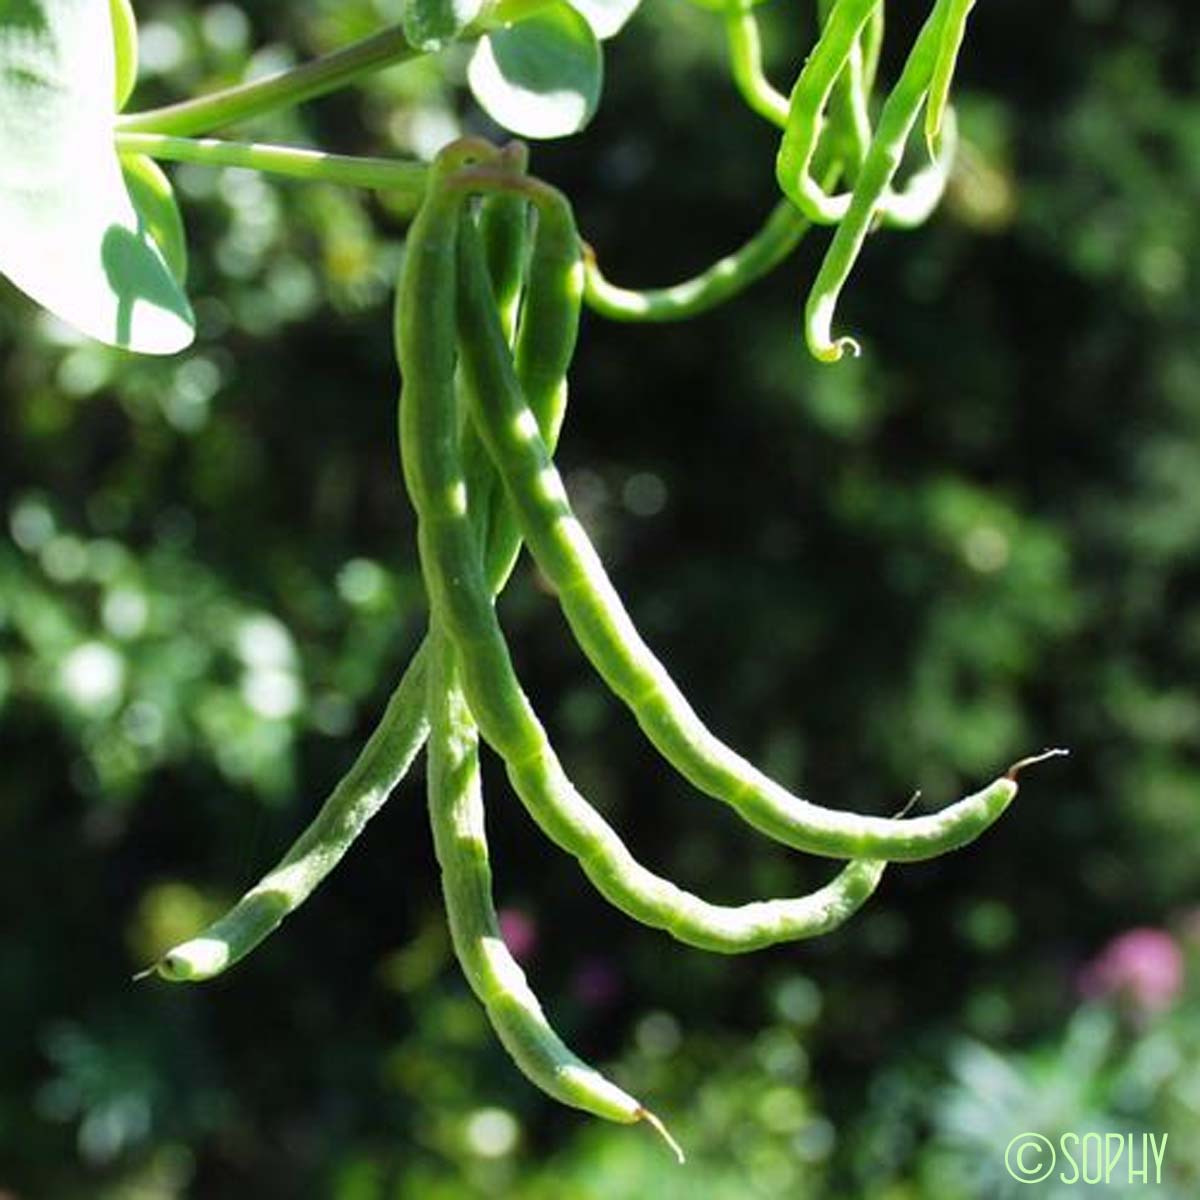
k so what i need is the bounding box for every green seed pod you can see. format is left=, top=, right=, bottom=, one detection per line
left=805, top=0, right=954, bottom=361
left=399, top=164, right=682, bottom=1157
left=450, top=168, right=1040, bottom=864
left=399, top=178, right=891, bottom=956
left=776, top=0, right=880, bottom=223
left=478, top=146, right=531, bottom=338
left=427, top=629, right=675, bottom=1140
left=152, top=645, right=431, bottom=981
left=723, top=2, right=789, bottom=128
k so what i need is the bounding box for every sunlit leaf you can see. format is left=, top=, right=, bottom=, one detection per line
left=0, top=0, right=194, bottom=354
left=467, top=1, right=602, bottom=140
left=566, top=0, right=641, bottom=41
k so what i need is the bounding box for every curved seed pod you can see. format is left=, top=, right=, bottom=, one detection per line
left=450, top=168, right=1052, bottom=862
left=427, top=629, right=681, bottom=1157
left=879, top=105, right=957, bottom=230
left=147, top=138, right=514, bottom=984
left=778, top=0, right=950, bottom=231
left=723, top=2, right=789, bottom=128
left=151, top=643, right=432, bottom=981
left=860, top=1, right=884, bottom=96
left=818, top=0, right=872, bottom=179
left=805, top=0, right=953, bottom=362
left=775, top=0, right=880, bottom=223
left=461, top=145, right=531, bottom=569
left=398, top=166, right=889, bottom=953
left=926, top=0, right=977, bottom=157
left=477, top=175, right=585, bottom=589
left=478, top=144, right=531, bottom=337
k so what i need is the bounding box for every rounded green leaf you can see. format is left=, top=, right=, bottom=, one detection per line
left=566, top=0, right=641, bottom=40
left=0, top=0, right=194, bottom=355
left=467, top=2, right=602, bottom=140
left=120, top=154, right=188, bottom=285
left=403, top=0, right=484, bottom=52
left=110, top=0, right=138, bottom=111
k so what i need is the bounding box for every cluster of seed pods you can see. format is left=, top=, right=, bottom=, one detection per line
left=148, top=0, right=1065, bottom=1155
left=588, top=0, right=975, bottom=359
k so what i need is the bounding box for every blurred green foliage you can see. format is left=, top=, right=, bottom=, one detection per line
left=2, top=0, right=1199, bottom=1195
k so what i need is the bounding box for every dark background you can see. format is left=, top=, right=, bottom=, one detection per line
left=2, top=0, right=1198, bottom=1195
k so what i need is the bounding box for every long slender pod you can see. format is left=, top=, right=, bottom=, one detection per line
left=479, top=183, right=584, bottom=588
left=452, top=167, right=1060, bottom=862
left=151, top=645, right=431, bottom=981
left=149, top=141, right=515, bottom=984
left=723, top=0, right=789, bottom=128
left=775, top=0, right=880, bottom=223
left=399, top=163, right=889, bottom=951
left=778, top=0, right=953, bottom=231
left=427, top=628, right=682, bottom=1157
left=860, top=1, right=884, bottom=96
left=461, top=144, right=530, bottom=571
left=926, top=0, right=977, bottom=156
left=477, top=146, right=531, bottom=337
left=805, top=0, right=954, bottom=361
left=818, top=0, right=872, bottom=178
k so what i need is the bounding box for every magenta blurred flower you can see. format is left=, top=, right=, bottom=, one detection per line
left=497, top=907, right=537, bottom=962
left=1078, top=927, right=1183, bottom=1014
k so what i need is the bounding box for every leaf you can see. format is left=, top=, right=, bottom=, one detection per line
left=0, top=0, right=194, bottom=354
left=403, top=0, right=484, bottom=52
left=565, top=0, right=641, bottom=41
left=468, top=1, right=602, bottom=140
left=119, top=154, right=188, bottom=285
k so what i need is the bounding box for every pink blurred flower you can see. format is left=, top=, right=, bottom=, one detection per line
left=1078, top=927, right=1183, bottom=1015
left=498, top=907, right=537, bottom=962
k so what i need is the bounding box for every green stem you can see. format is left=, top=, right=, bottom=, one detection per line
left=116, top=25, right=420, bottom=137
left=583, top=198, right=808, bottom=321
left=115, top=0, right=556, bottom=139
left=116, top=133, right=430, bottom=212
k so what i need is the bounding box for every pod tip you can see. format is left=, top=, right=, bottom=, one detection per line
left=1006, top=747, right=1070, bottom=781
left=894, top=789, right=922, bottom=819
left=640, top=1108, right=685, bottom=1164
